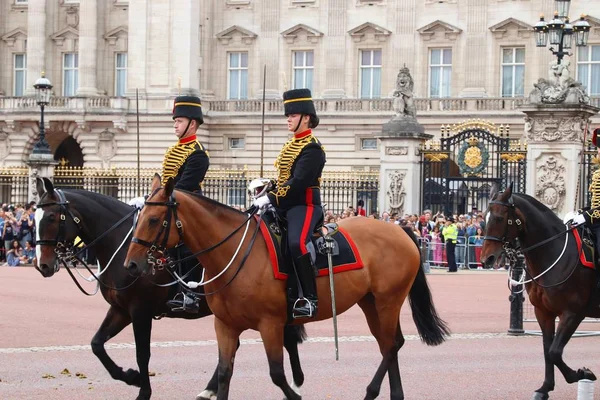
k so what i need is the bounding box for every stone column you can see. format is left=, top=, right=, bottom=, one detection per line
left=376, top=118, right=432, bottom=215
left=458, top=0, right=488, bottom=97
left=170, top=0, right=200, bottom=96
left=522, top=104, right=598, bottom=216
left=25, top=0, right=47, bottom=96
left=322, top=0, right=346, bottom=98
left=28, top=160, right=58, bottom=203
left=77, top=0, right=99, bottom=96
left=127, top=0, right=148, bottom=95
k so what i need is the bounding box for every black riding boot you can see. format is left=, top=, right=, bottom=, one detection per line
left=292, top=253, right=318, bottom=319
left=167, top=289, right=200, bottom=313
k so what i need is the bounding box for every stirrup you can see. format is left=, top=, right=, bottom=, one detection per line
left=292, top=297, right=316, bottom=319
left=167, top=292, right=198, bottom=313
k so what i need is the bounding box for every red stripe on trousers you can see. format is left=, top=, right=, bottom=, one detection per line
left=299, top=189, right=314, bottom=255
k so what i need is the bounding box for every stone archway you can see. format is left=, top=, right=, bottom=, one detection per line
left=53, top=136, right=84, bottom=167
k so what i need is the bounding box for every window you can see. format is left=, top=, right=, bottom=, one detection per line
left=577, top=45, right=600, bottom=96
left=15, top=0, right=28, bottom=3
left=501, top=47, right=525, bottom=97
left=115, top=53, right=127, bottom=96
left=228, top=52, right=248, bottom=99
left=228, top=137, right=245, bottom=150
left=360, top=49, right=382, bottom=99
left=293, top=51, right=314, bottom=91
left=429, top=48, right=452, bottom=98
left=227, top=183, right=246, bottom=208
left=360, top=138, right=378, bottom=150
left=63, top=53, right=79, bottom=96
left=14, top=54, right=26, bottom=96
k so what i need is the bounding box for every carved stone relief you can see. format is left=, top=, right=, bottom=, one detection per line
left=97, top=130, right=117, bottom=161
left=535, top=156, right=566, bottom=211
left=524, top=116, right=588, bottom=142
left=0, top=130, right=11, bottom=161
left=385, top=146, right=408, bottom=156
left=386, top=170, right=407, bottom=215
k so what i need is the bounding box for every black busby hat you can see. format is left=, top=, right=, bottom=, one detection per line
left=283, top=88, right=317, bottom=118
left=593, top=128, right=600, bottom=147
left=173, top=95, right=203, bottom=125
left=447, top=216, right=455, bottom=222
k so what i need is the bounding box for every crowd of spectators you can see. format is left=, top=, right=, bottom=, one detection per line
left=0, top=201, right=37, bottom=267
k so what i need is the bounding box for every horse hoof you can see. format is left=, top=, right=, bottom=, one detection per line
left=580, top=368, right=597, bottom=381
left=135, top=393, right=151, bottom=400
left=124, top=368, right=142, bottom=387
left=531, top=392, right=549, bottom=400
left=196, top=390, right=216, bottom=400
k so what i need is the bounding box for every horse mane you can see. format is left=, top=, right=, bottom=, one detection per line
left=512, top=192, right=562, bottom=224
left=178, top=189, right=247, bottom=218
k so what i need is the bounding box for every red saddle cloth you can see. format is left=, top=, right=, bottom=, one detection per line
left=572, top=228, right=594, bottom=269
left=256, top=218, right=364, bottom=281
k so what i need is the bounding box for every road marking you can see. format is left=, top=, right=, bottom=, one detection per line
left=0, top=333, right=521, bottom=354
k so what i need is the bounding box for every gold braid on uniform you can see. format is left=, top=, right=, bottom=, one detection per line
left=586, top=168, right=600, bottom=224
left=161, top=140, right=203, bottom=186
left=273, top=134, right=320, bottom=200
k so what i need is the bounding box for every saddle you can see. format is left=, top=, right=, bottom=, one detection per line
left=573, top=226, right=595, bottom=269
left=256, top=208, right=364, bottom=281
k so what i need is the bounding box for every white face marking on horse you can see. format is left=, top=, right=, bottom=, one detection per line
left=485, top=211, right=490, bottom=226
left=35, top=208, right=44, bottom=262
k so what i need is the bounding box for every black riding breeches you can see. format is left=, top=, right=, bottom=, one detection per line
left=591, top=225, right=600, bottom=259
left=286, top=204, right=323, bottom=261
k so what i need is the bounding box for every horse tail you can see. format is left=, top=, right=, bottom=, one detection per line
left=284, top=324, right=308, bottom=345
left=402, top=227, right=451, bottom=346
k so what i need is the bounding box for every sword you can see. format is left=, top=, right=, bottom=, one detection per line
left=325, top=235, right=339, bottom=360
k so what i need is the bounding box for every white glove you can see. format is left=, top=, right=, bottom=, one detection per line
left=253, top=195, right=271, bottom=209
left=563, top=211, right=578, bottom=224
left=128, top=196, right=145, bottom=210
left=571, top=213, right=586, bottom=226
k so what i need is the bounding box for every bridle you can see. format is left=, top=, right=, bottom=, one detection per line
left=37, top=189, right=85, bottom=272
left=131, top=190, right=184, bottom=272
left=483, top=197, right=523, bottom=249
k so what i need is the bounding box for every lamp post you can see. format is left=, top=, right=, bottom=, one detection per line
left=532, top=0, right=591, bottom=65
left=33, top=73, right=53, bottom=155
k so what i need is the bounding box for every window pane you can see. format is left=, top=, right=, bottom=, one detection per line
left=74, top=53, right=79, bottom=68
left=429, top=66, right=440, bottom=97
left=502, top=66, right=513, bottom=97
left=229, top=53, right=239, bottom=68
left=294, top=69, right=304, bottom=89
left=502, top=48, right=513, bottom=64
left=515, top=65, right=525, bottom=96
left=117, top=53, right=127, bottom=68
left=592, top=45, right=600, bottom=62
left=116, top=70, right=126, bottom=96
left=15, top=71, right=25, bottom=96
left=306, top=51, right=313, bottom=67
left=578, top=64, right=590, bottom=88
left=229, top=71, right=239, bottom=99
left=361, top=50, right=371, bottom=66
left=361, top=68, right=371, bottom=98
left=515, top=48, right=525, bottom=63
left=430, top=49, right=441, bottom=65
left=373, top=50, right=382, bottom=66
left=442, top=49, right=452, bottom=64
left=591, top=64, right=600, bottom=95
left=240, top=69, right=248, bottom=99
left=305, top=69, right=313, bottom=91
left=240, top=52, right=248, bottom=68
left=361, top=138, right=377, bottom=150
left=372, top=67, right=381, bottom=98
left=294, top=51, right=304, bottom=67
left=578, top=47, right=590, bottom=62
left=64, top=70, right=74, bottom=96
left=65, top=53, right=73, bottom=68
left=441, top=67, right=452, bottom=97
left=15, top=54, right=25, bottom=69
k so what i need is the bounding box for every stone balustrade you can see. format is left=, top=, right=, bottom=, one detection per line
left=0, top=96, right=597, bottom=116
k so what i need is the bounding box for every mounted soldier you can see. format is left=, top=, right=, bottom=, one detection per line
left=252, top=88, right=326, bottom=319
left=129, top=95, right=209, bottom=313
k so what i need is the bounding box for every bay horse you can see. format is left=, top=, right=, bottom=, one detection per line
left=124, top=175, right=449, bottom=400
left=481, top=183, right=598, bottom=400
left=33, top=177, right=307, bottom=400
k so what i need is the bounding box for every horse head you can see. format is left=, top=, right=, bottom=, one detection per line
left=125, top=174, right=180, bottom=277
left=34, top=177, right=82, bottom=277
left=480, top=183, right=525, bottom=269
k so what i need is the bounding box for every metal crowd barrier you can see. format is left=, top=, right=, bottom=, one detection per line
left=418, top=235, right=490, bottom=270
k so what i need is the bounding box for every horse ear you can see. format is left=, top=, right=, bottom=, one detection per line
left=42, top=177, right=56, bottom=199
left=506, top=182, right=514, bottom=198
left=490, top=182, right=500, bottom=200
left=150, top=174, right=161, bottom=192
left=164, top=177, right=175, bottom=197
left=36, top=178, right=46, bottom=197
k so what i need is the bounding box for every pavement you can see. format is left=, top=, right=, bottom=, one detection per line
left=1, top=266, right=599, bottom=399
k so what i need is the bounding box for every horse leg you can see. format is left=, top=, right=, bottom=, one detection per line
left=259, top=321, right=302, bottom=400
left=90, top=306, right=141, bottom=386
left=197, top=340, right=242, bottom=400
left=214, top=317, right=241, bottom=400
left=532, top=308, right=557, bottom=400
left=551, top=313, right=596, bottom=383
left=387, top=324, right=406, bottom=400
left=131, top=313, right=154, bottom=400
left=283, top=325, right=305, bottom=391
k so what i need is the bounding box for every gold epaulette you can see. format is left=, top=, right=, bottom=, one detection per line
left=161, top=141, right=200, bottom=186
left=273, top=135, right=320, bottom=198
left=590, top=169, right=600, bottom=209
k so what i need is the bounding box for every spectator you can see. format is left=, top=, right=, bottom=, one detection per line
left=18, top=206, right=33, bottom=249
left=6, top=239, right=23, bottom=267
left=442, top=216, right=458, bottom=272
left=23, top=240, right=36, bottom=264
left=430, top=225, right=443, bottom=266
left=468, top=227, right=485, bottom=269
left=356, top=199, right=367, bottom=217
left=3, top=210, right=17, bottom=255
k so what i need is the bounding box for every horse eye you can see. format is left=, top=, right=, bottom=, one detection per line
left=47, top=214, right=56, bottom=222
left=148, top=217, right=159, bottom=225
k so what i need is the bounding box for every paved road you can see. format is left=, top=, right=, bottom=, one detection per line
left=1, top=267, right=599, bottom=399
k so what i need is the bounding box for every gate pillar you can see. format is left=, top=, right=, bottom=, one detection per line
left=27, top=154, right=58, bottom=203
left=376, top=117, right=432, bottom=216
left=521, top=103, right=598, bottom=217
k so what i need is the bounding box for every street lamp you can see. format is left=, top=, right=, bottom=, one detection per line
left=33, top=73, right=53, bottom=155
left=532, top=0, right=591, bottom=65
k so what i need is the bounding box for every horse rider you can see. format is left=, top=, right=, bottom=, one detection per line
left=565, top=128, right=600, bottom=257
left=129, top=95, right=209, bottom=313
left=252, top=88, right=326, bottom=319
